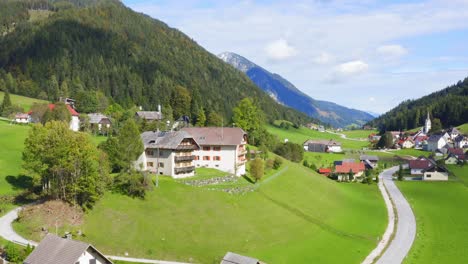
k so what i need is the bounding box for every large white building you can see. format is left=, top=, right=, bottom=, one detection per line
left=135, top=131, right=199, bottom=178
left=181, top=127, right=248, bottom=176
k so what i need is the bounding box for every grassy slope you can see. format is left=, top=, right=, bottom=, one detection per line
left=0, top=91, right=48, bottom=112
left=266, top=125, right=369, bottom=150
left=341, top=130, right=377, bottom=139
left=457, top=123, right=468, bottom=134
left=78, top=163, right=385, bottom=264
left=397, top=165, right=468, bottom=264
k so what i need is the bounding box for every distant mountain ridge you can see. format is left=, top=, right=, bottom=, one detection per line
left=218, top=52, right=374, bottom=127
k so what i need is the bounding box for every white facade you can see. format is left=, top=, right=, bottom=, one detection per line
left=402, top=140, right=415, bottom=149
left=427, top=137, right=447, bottom=152
left=14, top=116, right=30, bottom=123
left=77, top=248, right=110, bottom=264
left=193, top=144, right=247, bottom=176
left=135, top=148, right=195, bottom=178
left=455, top=137, right=468, bottom=149
left=423, top=171, right=448, bottom=181
left=424, top=112, right=431, bottom=133
left=328, top=145, right=342, bottom=153
left=411, top=168, right=424, bottom=175
left=70, top=116, right=80, bottom=132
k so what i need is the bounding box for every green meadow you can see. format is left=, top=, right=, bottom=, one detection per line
left=0, top=91, right=48, bottom=112
left=341, top=129, right=377, bottom=139
left=397, top=165, right=468, bottom=264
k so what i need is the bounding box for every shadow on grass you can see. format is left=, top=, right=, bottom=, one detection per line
left=242, top=174, right=255, bottom=184
left=6, top=175, right=34, bottom=190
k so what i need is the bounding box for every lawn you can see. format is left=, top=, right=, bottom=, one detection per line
left=341, top=129, right=377, bottom=139
left=266, top=124, right=370, bottom=150
left=390, top=149, right=431, bottom=158
left=457, top=123, right=468, bottom=134
left=397, top=165, right=468, bottom=264
left=0, top=91, right=48, bottom=112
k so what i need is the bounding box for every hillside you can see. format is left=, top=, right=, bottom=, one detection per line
left=0, top=0, right=310, bottom=124
left=367, top=77, right=468, bottom=131
left=219, top=52, right=374, bottom=127
left=0, top=91, right=48, bottom=111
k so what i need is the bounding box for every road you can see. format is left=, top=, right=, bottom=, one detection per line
left=375, top=166, right=416, bottom=264
left=325, top=130, right=368, bottom=142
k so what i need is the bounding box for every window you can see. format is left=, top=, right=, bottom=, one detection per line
left=203, top=146, right=211, bottom=151
left=213, top=146, right=221, bottom=151
left=195, top=156, right=200, bottom=160
left=159, top=162, right=164, bottom=168
left=213, top=156, right=221, bottom=161
left=145, top=150, right=154, bottom=156
left=203, top=156, right=210, bottom=161
left=147, top=162, right=154, bottom=167
left=89, top=260, right=96, bottom=264
left=426, top=174, right=431, bottom=178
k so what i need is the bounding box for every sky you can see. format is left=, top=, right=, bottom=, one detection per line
left=122, top=0, right=468, bottom=114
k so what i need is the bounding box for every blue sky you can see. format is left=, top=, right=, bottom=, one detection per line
left=122, top=0, right=468, bottom=114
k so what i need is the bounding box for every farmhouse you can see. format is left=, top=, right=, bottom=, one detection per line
left=360, top=155, right=379, bottom=169
left=399, top=138, right=415, bottom=149
left=408, top=158, right=433, bottom=175
left=135, top=131, right=199, bottom=178
left=24, top=234, right=112, bottom=264
left=335, top=162, right=365, bottom=181
left=423, top=166, right=449, bottom=181
left=88, top=113, right=111, bottom=133
left=445, top=154, right=462, bottom=165
left=181, top=127, right=248, bottom=176
left=304, top=139, right=342, bottom=153
left=13, top=113, right=30, bottom=123
left=136, top=105, right=163, bottom=121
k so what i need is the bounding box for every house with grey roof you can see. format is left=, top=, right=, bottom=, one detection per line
left=134, top=131, right=200, bottom=178
left=221, top=252, right=261, bottom=264
left=136, top=105, right=163, bottom=121
left=427, top=133, right=448, bottom=152
left=88, top=113, right=112, bottom=133
left=181, top=127, right=248, bottom=176
left=304, top=139, right=342, bottom=153
left=23, top=234, right=112, bottom=264
left=360, top=155, right=379, bottom=169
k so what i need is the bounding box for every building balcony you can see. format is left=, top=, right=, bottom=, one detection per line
left=176, top=145, right=198, bottom=150
left=174, top=155, right=196, bottom=162
left=238, top=149, right=247, bottom=155
left=237, top=159, right=247, bottom=165
left=174, top=166, right=195, bottom=174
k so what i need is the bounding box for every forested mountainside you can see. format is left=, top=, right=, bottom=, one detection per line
left=367, top=77, right=468, bottom=131
left=219, top=52, right=374, bottom=127
left=0, top=0, right=312, bottom=124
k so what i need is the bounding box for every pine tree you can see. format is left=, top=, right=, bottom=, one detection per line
left=1, top=91, right=12, bottom=117
left=195, top=107, right=206, bottom=127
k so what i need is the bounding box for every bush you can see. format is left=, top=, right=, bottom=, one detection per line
left=273, top=156, right=283, bottom=169
left=250, top=158, right=264, bottom=182
left=266, top=159, right=274, bottom=170
left=274, top=142, right=304, bottom=162
left=113, top=171, right=151, bottom=198
left=3, top=242, right=33, bottom=262
left=303, top=160, right=310, bottom=167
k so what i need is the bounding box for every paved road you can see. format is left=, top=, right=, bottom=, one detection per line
left=376, top=166, right=416, bottom=264
left=0, top=207, right=189, bottom=264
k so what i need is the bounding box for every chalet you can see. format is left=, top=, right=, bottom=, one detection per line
left=88, top=113, right=111, bottom=132
left=221, top=252, right=261, bottom=264
left=399, top=138, right=415, bottom=149
left=13, top=113, right=30, bottom=124
left=181, top=127, right=248, bottom=176
left=335, top=162, right=365, bottom=180
left=408, top=157, right=433, bottom=175
left=360, top=155, right=379, bottom=169
left=135, top=131, right=199, bottom=178
left=427, top=134, right=448, bottom=152
left=24, top=234, right=112, bottom=264
left=304, top=139, right=342, bottom=153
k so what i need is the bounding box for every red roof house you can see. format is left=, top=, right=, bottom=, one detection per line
left=48, top=104, right=79, bottom=116
left=335, top=162, right=365, bottom=175
left=318, top=168, right=331, bottom=176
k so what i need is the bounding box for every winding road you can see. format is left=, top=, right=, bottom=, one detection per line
left=363, top=166, right=417, bottom=264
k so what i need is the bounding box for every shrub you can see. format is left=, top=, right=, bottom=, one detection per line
left=273, top=156, right=283, bottom=169
left=113, top=171, right=151, bottom=198
left=274, top=142, right=304, bottom=162
left=266, top=159, right=274, bottom=170
left=250, top=158, right=264, bottom=182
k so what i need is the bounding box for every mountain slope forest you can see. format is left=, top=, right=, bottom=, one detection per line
left=367, top=77, right=468, bottom=131
left=0, top=0, right=312, bottom=125
left=219, top=52, right=374, bottom=128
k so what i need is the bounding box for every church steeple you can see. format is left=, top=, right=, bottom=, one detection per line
left=424, top=111, right=431, bottom=133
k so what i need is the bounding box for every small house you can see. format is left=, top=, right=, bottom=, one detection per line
left=24, top=234, right=112, bottom=264
left=427, top=134, right=448, bottom=152
left=454, top=135, right=468, bottom=149
left=408, top=158, right=433, bottom=175
left=135, top=105, right=163, bottom=121
left=360, top=155, right=379, bottom=169
left=423, top=166, right=448, bottom=181
left=13, top=113, right=30, bottom=124
left=335, top=162, right=365, bottom=180
left=304, top=139, right=342, bottom=153
left=88, top=113, right=112, bottom=132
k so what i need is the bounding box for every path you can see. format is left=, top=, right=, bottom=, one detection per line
left=363, top=166, right=417, bottom=264
left=325, top=130, right=368, bottom=141
left=0, top=207, right=190, bottom=264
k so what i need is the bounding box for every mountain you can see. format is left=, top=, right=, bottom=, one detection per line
left=0, top=0, right=312, bottom=125
left=218, top=52, right=374, bottom=127
left=366, top=111, right=380, bottom=118
left=367, top=77, right=468, bottom=131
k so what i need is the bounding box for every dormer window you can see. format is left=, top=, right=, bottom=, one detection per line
left=149, top=140, right=156, bottom=144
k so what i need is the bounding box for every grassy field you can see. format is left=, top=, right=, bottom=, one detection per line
left=390, top=149, right=431, bottom=158
left=457, top=123, right=468, bottom=134
left=266, top=124, right=370, bottom=150
left=341, top=129, right=377, bottom=139
left=0, top=91, right=48, bottom=112
left=397, top=165, right=468, bottom=264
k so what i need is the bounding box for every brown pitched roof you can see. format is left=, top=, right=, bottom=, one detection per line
left=141, top=131, right=199, bottom=150
left=408, top=159, right=434, bottom=170
left=24, top=234, right=112, bottom=264
left=181, top=127, right=247, bottom=146
left=335, top=162, right=365, bottom=174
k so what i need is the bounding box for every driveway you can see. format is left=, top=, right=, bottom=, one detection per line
left=376, top=166, right=416, bottom=264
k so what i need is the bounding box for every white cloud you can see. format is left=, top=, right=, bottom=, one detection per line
left=369, top=97, right=375, bottom=102
left=336, top=60, right=369, bottom=75
left=265, top=39, right=297, bottom=61
left=377, top=44, right=408, bottom=58
left=313, top=52, right=334, bottom=64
